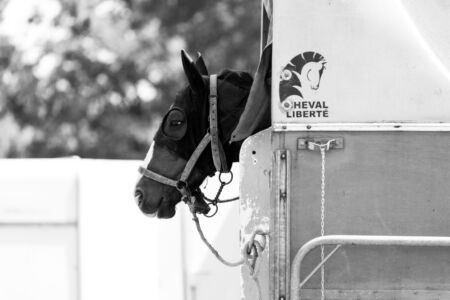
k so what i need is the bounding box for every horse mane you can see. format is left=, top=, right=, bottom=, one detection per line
left=217, top=69, right=253, bottom=90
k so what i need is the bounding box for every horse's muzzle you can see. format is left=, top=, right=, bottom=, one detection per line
left=134, top=188, right=158, bottom=217
left=135, top=190, right=144, bottom=206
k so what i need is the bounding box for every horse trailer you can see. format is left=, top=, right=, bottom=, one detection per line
left=240, top=1, right=450, bottom=299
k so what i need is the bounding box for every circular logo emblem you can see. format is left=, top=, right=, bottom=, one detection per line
left=280, top=69, right=292, bottom=81
left=279, top=51, right=327, bottom=106
left=280, top=98, right=293, bottom=111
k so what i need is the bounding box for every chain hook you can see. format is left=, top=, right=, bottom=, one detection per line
left=307, top=139, right=336, bottom=152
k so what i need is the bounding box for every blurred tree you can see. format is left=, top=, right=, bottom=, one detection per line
left=0, top=0, right=260, bottom=159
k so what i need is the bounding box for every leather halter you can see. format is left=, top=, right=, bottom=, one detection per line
left=138, top=74, right=229, bottom=197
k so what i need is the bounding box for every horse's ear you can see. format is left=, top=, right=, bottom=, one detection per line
left=181, top=49, right=205, bottom=94
left=195, top=52, right=208, bottom=76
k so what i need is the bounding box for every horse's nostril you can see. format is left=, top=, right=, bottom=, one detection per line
left=135, top=190, right=144, bottom=206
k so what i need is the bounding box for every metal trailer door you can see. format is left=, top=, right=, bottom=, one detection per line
left=241, top=1, right=450, bottom=299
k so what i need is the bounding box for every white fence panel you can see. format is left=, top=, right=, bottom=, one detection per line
left=0, top=158, right=78, bottom=223
left=0, top=227, right=77, bottom=300
left=0, top=158, right=240, bottom=300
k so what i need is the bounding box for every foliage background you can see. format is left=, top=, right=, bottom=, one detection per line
left=0, top=0, right=260, bottom=158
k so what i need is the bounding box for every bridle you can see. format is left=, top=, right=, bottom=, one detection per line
left=138, top=73, right=269, bottom=288
left=138, top=74, right=231, bottom=215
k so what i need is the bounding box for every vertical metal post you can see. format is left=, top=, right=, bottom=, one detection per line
left=271, top=150, right=290, bottom=300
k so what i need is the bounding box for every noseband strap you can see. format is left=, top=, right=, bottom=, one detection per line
left=138, top=132, right=212, bottom=190
left=138, top=74, right=230, bottom=204
left=138, top=166, right=178, bottom=187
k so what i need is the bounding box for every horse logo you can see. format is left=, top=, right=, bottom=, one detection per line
left=279, top=52, right=327, bottom=111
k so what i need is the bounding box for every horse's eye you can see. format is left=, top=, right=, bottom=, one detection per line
left=170, top=120, right=183, bottom=126
left=162, top=108, right=187, bottom=140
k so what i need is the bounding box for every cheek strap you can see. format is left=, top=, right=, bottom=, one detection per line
left=209, top=74, right=229, bottom=173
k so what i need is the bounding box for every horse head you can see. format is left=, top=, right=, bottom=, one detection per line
left=298, top=60, right=326, bottom=90
left=279, top=51, right=326, bottom=103
left=134, top=50, right=253, bottom=218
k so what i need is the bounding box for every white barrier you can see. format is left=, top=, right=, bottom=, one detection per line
left=0, top=158, right=240, bottom=300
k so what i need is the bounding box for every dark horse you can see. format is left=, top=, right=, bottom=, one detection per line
left=134, top=49, right=270, bottom=218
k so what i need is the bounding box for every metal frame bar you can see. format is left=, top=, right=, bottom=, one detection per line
left=298, top=244, right=341, bottom=289
left=273, top=123, right=450, bottom=132
left=271, top=150, right=291, bottom=300
left=291, top=235, right=450, bottom=300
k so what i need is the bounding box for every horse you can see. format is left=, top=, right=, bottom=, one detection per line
left=134, top=49, right=270, bottom=218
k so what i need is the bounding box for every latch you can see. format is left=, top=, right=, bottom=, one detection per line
left=297, top=137, right=344, bottom=151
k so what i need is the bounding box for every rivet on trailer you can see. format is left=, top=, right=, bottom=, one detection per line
left=239, top=1, right=450, bottom=299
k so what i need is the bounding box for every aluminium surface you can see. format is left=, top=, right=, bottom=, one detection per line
left=263, top=1, right=450, bottom=299
left=272, top=0, right=450, bottom=129
left=277, top=130, right=450, bottom=299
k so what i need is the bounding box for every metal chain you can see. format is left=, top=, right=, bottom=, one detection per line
left=202, top=171, right=240, bottom=217
left=319, top=146, right=326, bottom=300
left=308, top=140, right=334, bottom=300
left=202, top=181, right=240, bottom=204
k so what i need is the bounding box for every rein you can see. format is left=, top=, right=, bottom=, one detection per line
left=138, top=74, right=234, bottom=215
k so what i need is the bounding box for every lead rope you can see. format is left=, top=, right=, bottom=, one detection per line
left=189, top=205, right=268, bottom=300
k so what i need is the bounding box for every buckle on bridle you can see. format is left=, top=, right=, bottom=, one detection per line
left=176, top=180, right=188, bottom=191
left=177, top=181, right=211, bottom=216
left=177, top=180, right=192, bottom=206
